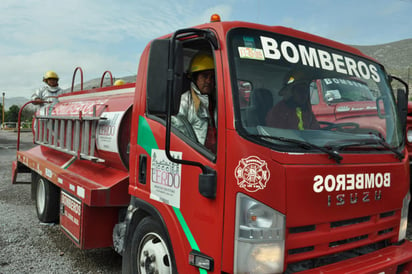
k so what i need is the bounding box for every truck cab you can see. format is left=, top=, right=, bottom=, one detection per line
left=128, top=19, right=412, bottom=272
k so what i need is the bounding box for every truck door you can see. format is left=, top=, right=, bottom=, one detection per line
left=132, top=32, right=226, bottom=273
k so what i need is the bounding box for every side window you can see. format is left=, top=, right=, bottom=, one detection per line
left=238, top=80, right=252, bottom=108
left=310, top=81, right=320, bottom=105
left=171, top=42, right=217, bottom=154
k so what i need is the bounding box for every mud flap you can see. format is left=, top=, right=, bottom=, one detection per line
left=11, top=161, right=18, bottom=184
left=11, top=161, right=32, bottom=185
left=60, top=191, right=82, bottom=244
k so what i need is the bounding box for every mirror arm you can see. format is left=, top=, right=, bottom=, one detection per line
left=390, top=75, right=409, bottom=97
left=163, top=30, right=217, bottom=199
left=165, top=30, right=215, bottom=174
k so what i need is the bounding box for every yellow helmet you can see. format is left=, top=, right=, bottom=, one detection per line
left=279, top=71, right=310, bottom=96
left=43, top=71, right=59, bottom=80
left=114, top=79, right=125, bottom=86
left=189, top=53, right=214, bottom=74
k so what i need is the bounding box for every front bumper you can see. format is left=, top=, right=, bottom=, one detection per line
left=301, top=240, right=412, bottom=274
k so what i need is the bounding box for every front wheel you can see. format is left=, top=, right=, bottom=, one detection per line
left=35, top=176, right=60, bottom=223
left=123, top=216, right=176, bottom=274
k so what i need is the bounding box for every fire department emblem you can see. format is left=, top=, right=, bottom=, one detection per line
left=235, top=156, right=270, bottom=192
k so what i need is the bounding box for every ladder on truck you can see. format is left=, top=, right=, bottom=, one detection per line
left=34, top=104, right=106, bottom=162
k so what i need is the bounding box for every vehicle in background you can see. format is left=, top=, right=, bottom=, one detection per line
left=310, top=77, right=386, bottom=135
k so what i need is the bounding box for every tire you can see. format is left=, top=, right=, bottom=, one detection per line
left=123, top=216, right=176, bottom=274
left=35, top=177, right=60, bottom=223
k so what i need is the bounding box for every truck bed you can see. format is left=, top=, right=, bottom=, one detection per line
left=14, top=146, right=130, bottom=207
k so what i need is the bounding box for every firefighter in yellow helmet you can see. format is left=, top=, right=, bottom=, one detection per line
left=172, top=52, right=217, bottom=153
left=32, top=71, right=64, bottom=105
left=114, top=79, right=125, bottom=86
left=265, top=72, right=320, bottom=130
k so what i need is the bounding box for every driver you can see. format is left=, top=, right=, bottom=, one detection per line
left=266, top=74, right=320, bottom=130
left=172, top=52, right=216, bottom=152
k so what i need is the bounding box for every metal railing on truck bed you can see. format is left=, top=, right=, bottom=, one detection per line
left=34, top=104, right=106, bottom=162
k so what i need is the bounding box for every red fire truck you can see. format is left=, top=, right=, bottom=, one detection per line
left=310, top=77, right=386, bottom=134
left=12, top=14, right=412, bottom=273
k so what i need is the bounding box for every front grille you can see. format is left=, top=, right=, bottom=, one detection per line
left=288, top=246, right=314, bottom=255
left=329, top=234, right=368, bottom=247
left=289, top=225, right=315, bottom=234
left=285, top=241, right=389, bottom=273
left=331, top=216, right=370, bottom=228
left=285, top=210, right=399, bottom=272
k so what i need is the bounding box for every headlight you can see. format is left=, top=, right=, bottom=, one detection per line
left=407, top=129, right=412, bottom=143
left=234, top=193, right=285, bottom=273
left=398, top=192, right=410, bottom=241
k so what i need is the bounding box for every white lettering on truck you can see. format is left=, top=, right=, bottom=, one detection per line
left=61, top=193, right=81, bottom=216
left=313, top=173, right=390, bottom=207
left=313, top=172, right=391, bottom=193
left=260, top=36, right=381, bottom=83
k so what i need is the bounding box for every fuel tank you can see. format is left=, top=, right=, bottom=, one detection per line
left=33, top=84, right=135, bottom=171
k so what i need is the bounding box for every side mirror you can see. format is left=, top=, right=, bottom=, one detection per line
left=199, top=167, right=217, bottom=199
left=397, top=88, right=408, bottom=132
left=390, top=75, right=409, bottom=133
left=147, top=39, right=183, bottom=115
left=156, top=28, right=219, bottom=200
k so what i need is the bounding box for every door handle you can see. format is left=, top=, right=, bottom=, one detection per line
left=138, top=154, right=147, bottom=184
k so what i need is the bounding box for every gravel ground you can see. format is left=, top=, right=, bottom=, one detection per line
left=0, top=130, right=121, bottom=274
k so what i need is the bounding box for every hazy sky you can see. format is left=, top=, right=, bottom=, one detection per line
left=1, top=0, right=411, bottom=99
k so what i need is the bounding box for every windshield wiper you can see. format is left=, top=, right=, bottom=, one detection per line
left=330, top=137, right=404, bottom=160
left=251, top=135, right=343, bottom=163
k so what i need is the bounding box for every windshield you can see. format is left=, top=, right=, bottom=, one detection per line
left=228, top=28, right=403, bottom=155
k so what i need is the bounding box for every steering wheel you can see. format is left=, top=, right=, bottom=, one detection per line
left=172, top=116, right=198, bottom=142
left=319, top=121, right=360, bottom=131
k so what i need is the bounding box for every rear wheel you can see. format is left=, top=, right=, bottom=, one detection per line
left=124, top=216, right=176, bottom=274
left=35, top=177, right=60, bottom=223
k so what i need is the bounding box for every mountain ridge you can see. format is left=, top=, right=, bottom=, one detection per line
left=4, top=38, right=412, bottom=109
left=354, top=38, right=412, bottom=81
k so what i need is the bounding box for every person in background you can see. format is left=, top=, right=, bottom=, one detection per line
left=266, top=74, right=320, bottom=130
left=172, top=52, right=217, bottom=153
left=32, top=71, right=63, bottom=105
left=114, top=79, right=125, bottom=86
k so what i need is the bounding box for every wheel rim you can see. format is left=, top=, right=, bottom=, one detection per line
left=36, top=178, right=46, bottom=215
left=138, top=232, right=172, bottom=274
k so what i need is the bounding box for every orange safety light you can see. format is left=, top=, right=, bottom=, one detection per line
left=210, top=14, right=221, bottom=22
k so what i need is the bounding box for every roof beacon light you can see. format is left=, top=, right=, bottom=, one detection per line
left=210, top=14, right=221, bottom=22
